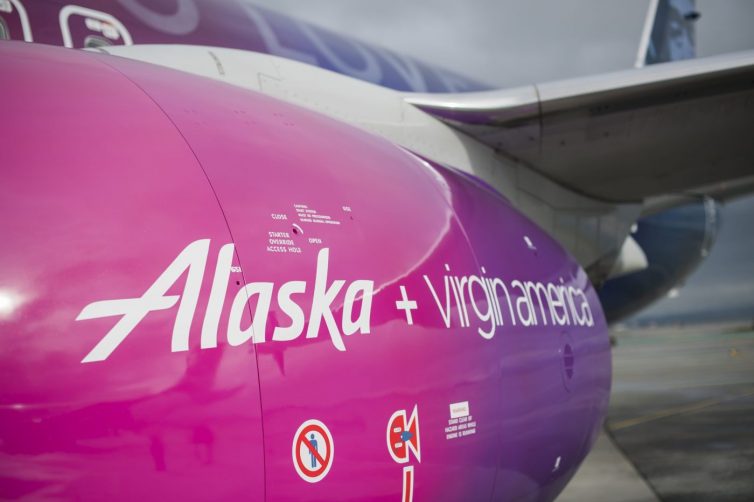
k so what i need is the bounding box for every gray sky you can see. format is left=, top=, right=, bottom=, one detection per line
left=251, top=0, right=754, bottom=85
left=252, top=0, right=754, bottom=323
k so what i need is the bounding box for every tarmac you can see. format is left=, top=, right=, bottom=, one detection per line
left=557, top=431, right=659, bottom=502
left=558, top=324, right=754, bottom=501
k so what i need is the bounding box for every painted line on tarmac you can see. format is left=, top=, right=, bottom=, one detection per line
left=610, top=388, right=754, bottom=431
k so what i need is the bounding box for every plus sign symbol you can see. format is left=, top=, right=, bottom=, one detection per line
left=395, top=285, right=418, bottom=325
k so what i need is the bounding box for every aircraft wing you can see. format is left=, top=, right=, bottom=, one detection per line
left=405, top=50, right=754, bottom=204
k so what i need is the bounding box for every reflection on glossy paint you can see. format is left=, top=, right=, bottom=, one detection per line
left=0, top=41, right=609, bottom=502
left=0, top=289, right=23, bottom=318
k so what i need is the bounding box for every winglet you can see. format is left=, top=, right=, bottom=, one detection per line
left=636, top=0, right=700, bottom=67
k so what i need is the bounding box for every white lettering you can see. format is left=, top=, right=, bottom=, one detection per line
left=306, top=248, right=346, bottom=350
left=76, top=239, right=209, bottom=362
left=342, top=280, right=374, bottom=335
left=273, top=280, right=306, bottom=341
left=201, top=243, right=234, bottom=348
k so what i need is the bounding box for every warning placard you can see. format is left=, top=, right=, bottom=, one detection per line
left=292, top=419, right=334, bottom=483
left=387, top=405, right=421, bottom=464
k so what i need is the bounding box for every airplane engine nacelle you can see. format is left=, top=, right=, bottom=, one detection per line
left=599, top=199, right=720, bottom=323
left=0, top=42, right=610, bottom=502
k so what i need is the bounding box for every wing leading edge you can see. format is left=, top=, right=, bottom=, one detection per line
left=405, top=50, right=754, bottom=204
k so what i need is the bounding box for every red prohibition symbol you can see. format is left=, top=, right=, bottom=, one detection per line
left=292, top=419, right=334, bottom=483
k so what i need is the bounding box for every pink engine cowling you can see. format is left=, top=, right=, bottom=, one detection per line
left=0, top=42, right=610, bottom=501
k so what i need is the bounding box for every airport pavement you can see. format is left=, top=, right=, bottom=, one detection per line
left=559, top=325, right=754, bottom=501
left=557, top=431, right=658, bottom=502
